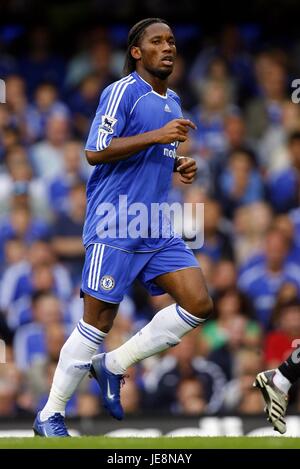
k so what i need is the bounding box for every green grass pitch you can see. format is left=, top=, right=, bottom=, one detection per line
left=0, top=436, right=299, bottom=449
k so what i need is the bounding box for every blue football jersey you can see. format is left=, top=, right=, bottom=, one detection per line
left=84, top=71, right=183, bottom=252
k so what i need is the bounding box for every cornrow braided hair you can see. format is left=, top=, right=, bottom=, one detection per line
left=123, top=18, right=169, bottom=75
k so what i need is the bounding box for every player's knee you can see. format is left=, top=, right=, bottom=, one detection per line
left=94, top=316, right=114, bottom=333
left=189, top=294, right=213, bottom=320
left=83, top=309, right=116, bottom=333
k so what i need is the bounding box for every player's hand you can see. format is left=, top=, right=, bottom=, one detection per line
left=176, top=156, right=197, bottom=184
left=155, top=118, right=196, bottom=144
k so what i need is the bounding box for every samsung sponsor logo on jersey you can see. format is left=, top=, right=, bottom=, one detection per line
left=99, top=115, right=117, bottom=134
left=163, top=141, right=178, bottom=159
left=163, top=147, right=177, bottom=159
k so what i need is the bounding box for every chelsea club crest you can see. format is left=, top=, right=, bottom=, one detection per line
left=100, top=275, right=115, bottom=290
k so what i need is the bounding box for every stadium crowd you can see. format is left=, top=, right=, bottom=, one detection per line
left=1, top=23, right=300, bottom=419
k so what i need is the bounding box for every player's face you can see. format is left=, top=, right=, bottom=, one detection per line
left=135, top=23, right=176, bottom=79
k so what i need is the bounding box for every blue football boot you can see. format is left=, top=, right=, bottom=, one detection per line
left=33, top=412, right=70, bottom=437
left=90, top=353, right=124, bottom=420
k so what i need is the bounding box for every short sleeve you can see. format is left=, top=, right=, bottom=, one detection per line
left=85, top=77, right=135, bottom=152
left=168, top=89, right=182, bottom=115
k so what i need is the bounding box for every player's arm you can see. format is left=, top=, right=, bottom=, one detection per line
left=85, top=118, right=196, bottom=165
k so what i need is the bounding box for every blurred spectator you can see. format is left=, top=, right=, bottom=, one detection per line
left=195, top=199, right=234, bottom=262
left=237, top=379, right=265, bottom=414
left=233, top=202, right=273, bottom=266
left=5, top=75, right=37, bottom=143
left=0, top=108, right=11, bottom=161
left=258, top=101, right=300, bottom=174
left=195, top=253, right=214, bottom=294
left=69, top=73, right=102, bottom=138
left=276, top=282, right=300, bottom=306
left=0, top=314, right=13, bottom=346
left=13, top=291, right=67, bottom=371
left=167, top=54, right=197, bottom=110
left=121, top=376, right=141, bottom=415
left=0, top=240, right=72, bottom=326
left=48, top=140, right=89, bottom=215
left=52, top=182, right=87, bottom=284
left=211, top=260, right=237, bottom=295
left=0, top=126, right=21, bottom=162
left=201, top=289, right=261, bottom=367
left=268, top=131, right=300, bottom=213
left=144, top=332, right=226, bottom=414
left=174, top=377, right=208, bottom=415
left=30, top=114, right=70, bottom=179
left=0, top=145, right=50, bottom=218
left=238, top=213, right=300, bottom=272
left=189, top=25, right=255, bottom=104
left=66, top=38, right=117, bottom=89
left=2, top=237, right=26, bottom=270
left=76, top=391, right=100, bottom=418
left=223, top=348, right=264, bottom=413
left=210, top=113, right=256, bottom=193
left=289, top=207, right=300, bottom=255
left=273, top=214, right=300, bottom=265
left=104, top=311, right=134, bottom=353
left=190, top=79, right=237, bottom=159
left=246, top=52, right=288, bottom=140
left=238, top=228, right=300, bottom=327
left=0, top=201, right=51, bottom=265
left=0, top=37, right=17, bottom=78
left=19, top=26, right=66, bottom=96
left=264, top=299, right=300, bottom=368
left=30, top=82, right=70, bottom=140
left=218, top=149, right=264, bottom=218
left=0, top=361, right=31, bottom=416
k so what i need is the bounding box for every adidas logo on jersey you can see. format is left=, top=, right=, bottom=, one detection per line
left=164, top=104, right=171, bottom=112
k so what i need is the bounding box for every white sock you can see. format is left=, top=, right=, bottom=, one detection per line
left=40, top=319, right=106, bottom=421
left=273, top=369, right=292, bottom=394
left=105, top=303, right=205, bottom=375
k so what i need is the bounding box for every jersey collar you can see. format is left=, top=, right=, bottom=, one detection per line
left=133, top=71, right=168, bottom=99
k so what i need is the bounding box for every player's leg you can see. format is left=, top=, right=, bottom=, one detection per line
left=104, top=266, right=212, bottom=374
left=254, top=347, right=300, bottom=434
left=33, top=294, right=118, bottom=436
left=154, top=266, right=213, bottom=319
left=90, top=240, right=213, bottom=420
left=33, top=243, right=122, bottom=436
